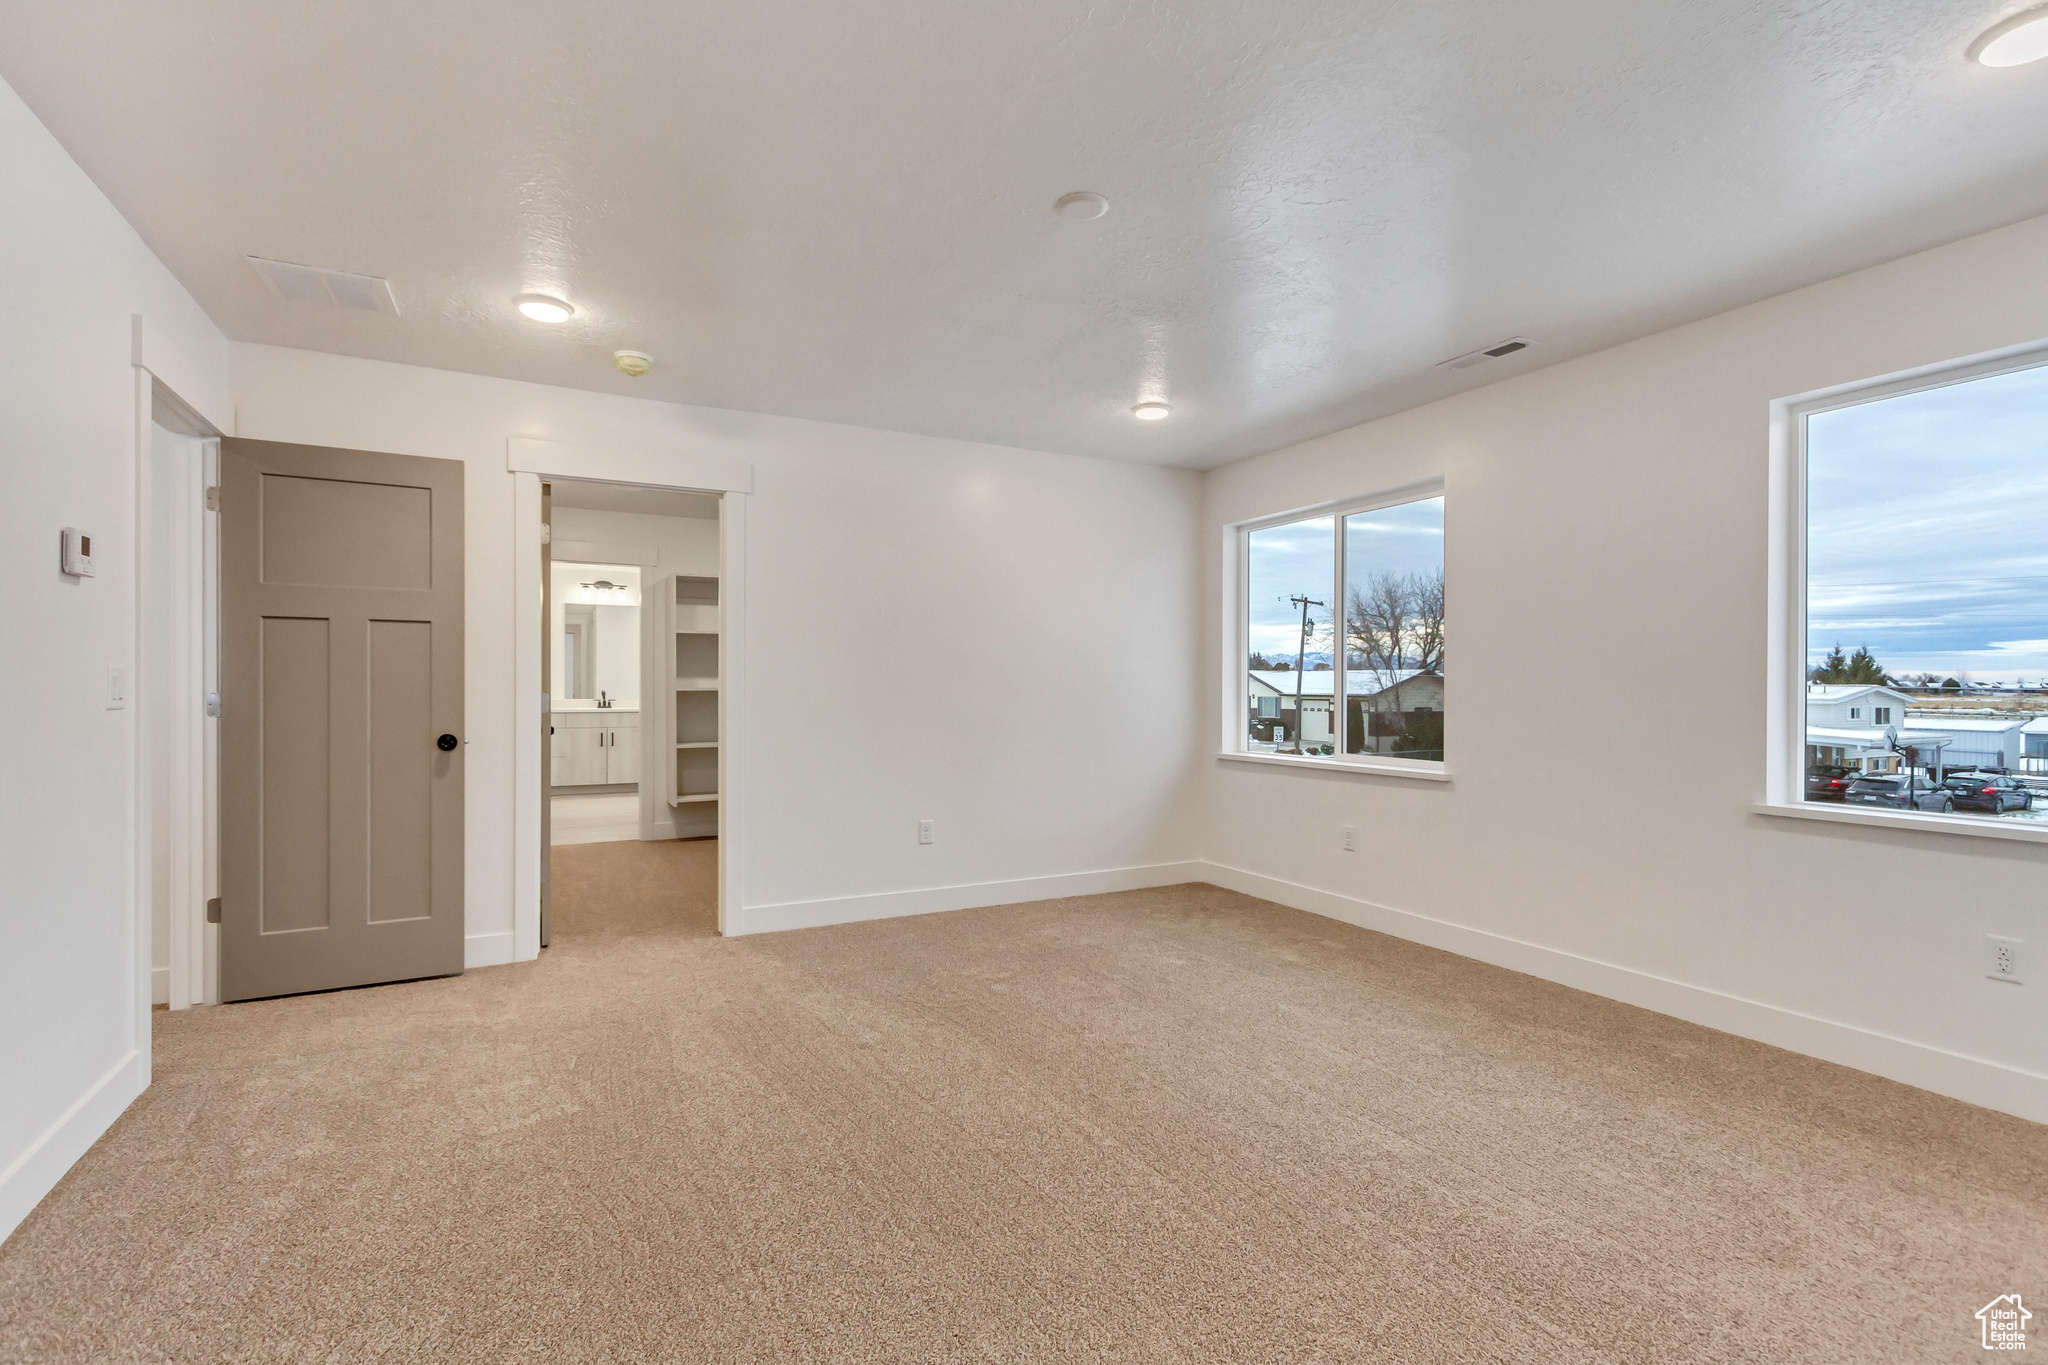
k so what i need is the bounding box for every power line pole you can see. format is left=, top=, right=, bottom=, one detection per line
left=1287, top=593, right=1326, bottom=755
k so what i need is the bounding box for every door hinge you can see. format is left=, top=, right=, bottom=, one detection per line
left=206, top=897, right=222, bottom=924
left=540, top=522, right=551, bottom=544
left=204, top=485, right=221, bottom=512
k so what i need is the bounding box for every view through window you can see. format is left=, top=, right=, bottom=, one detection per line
left=1803, top=359, right=2048, bottom=821
left=1245, top=492, right=1445, bottom=763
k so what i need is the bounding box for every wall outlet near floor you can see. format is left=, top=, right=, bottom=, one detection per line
left=918, top=818, right=934, bottom=846
left=1341, top=824, right=1356, bottom=852
left=1985, top=934, right=2024, bottom=984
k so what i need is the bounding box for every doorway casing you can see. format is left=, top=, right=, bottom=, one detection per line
left=508, top=437, right=750, bottom=950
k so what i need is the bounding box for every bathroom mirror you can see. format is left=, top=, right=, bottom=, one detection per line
left=551, top=563, right=641, bottom=705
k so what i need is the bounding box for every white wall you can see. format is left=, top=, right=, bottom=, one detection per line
left=0, top=76, right=228, bottom=1242
left=229, top=343, right=1205, bottom=949
left=1199, top=212, right=2048, bottom=1122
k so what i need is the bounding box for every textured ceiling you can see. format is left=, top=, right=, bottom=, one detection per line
left=6, top=1, right=2048, bottom=468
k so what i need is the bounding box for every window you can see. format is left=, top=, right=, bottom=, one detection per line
left=1788, top=351, right=2048, bottom=828
left=1237, top=482, right=1445, bottom=771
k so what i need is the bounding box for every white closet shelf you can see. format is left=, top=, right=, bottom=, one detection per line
left=673, top=792, right=719, bottom=804
left=676, top=741, right=718, bottom=750
left=675, top=678, right=719, bottom=690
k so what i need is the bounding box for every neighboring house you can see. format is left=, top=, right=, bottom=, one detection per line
left=1248, top=669, right=1444, bottom=754
left=1248, top=669, right=1337, bottom=748
left=2020, top=716, right=2048, bottom=771
left=1804, top=683, right=1950, bottom=773
left=1802, top=683, right=2033, bottom=773
left=1903, top=712, right=2027, bottom=771
left=1805, top=683, right=1910, bottom=729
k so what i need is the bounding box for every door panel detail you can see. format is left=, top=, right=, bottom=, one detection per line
left=222, top=439, right=464, bottom=1000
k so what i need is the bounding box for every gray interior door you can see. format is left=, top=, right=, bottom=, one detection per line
left=219, top=438, right=465, bottom=1001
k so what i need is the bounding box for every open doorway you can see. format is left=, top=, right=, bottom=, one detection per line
left=542, top=479, right=722, bottom=946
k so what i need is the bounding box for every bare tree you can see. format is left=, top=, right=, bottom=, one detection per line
left=1344, top=568, right=1446, bottom=752
left=1410, top=568, right=1445, bottom=673
left=1346, top=572, right=1411, bottom=678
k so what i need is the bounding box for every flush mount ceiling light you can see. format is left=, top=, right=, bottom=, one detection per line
left=1132, top=400, right=1171, bottom=420
left=513, top=293, right=575, bottom=323
left=1971, top=5, right=2048, bottom=65
left=1054, top=191, right=1110, bottom=220
left=613, top=350, right=653, bottom=377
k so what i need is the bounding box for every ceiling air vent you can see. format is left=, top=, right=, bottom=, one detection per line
left=1441, top=336, right=1533, bottom=371
left=246, top=256, right=400, bottom=316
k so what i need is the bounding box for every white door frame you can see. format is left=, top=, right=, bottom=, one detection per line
left=508, top=437, right=751, bottom=951
left=133, top=327, right=229, bottom=1025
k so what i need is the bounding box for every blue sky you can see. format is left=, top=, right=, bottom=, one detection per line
left=1247, top=496, right=1444, bottom=662
left=1808, top=362, right=2048, bottom=683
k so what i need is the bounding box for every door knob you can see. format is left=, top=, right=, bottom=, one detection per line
left=437, top=733, right=458, bottom=751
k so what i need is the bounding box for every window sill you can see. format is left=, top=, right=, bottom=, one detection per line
left=1217, top=751, right=1451, bottom=782
left=1751, top=800, right=2048, bottom=844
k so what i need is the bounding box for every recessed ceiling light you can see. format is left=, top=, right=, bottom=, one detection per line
left=1055, top=191, right=1110, bottom=220
left=1971, top=5, right=2048, bottom=65
left=613, top=350, right=653, bottom=377
left=513, top=293, right=574, bottom=323
left=1132, top=400, right=1170, bottom=420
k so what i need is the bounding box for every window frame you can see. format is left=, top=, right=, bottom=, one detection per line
left=1761, top=339, right=2048, bottom=843
left=1221, top=476, right=1449, bottom=782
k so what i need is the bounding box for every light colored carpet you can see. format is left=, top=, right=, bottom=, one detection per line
left=2, top=843, right=2043, bottom=1362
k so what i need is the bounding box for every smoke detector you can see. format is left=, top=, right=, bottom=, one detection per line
left=613, top=350, right=653, bottom=377
left=1441, top=337, right=1533, bottom=371
left=247, top=256, right=399, bottom=316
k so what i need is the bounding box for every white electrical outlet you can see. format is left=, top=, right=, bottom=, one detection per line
left=1985, top=934, right=2024, bottom=984
left=1341, top=824, right=1356, bottom=852
left=918, top=818, right=934, bottom=845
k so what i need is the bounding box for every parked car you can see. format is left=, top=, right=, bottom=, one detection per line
left=1942, top=772, right=2035, bottom=813
left=1843, top=776, right=1954, bottom=812
left=1804, top=764, right=1858, bottom=801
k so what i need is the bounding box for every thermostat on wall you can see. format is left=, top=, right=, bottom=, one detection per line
left=60, top=527, right=94, bottom=578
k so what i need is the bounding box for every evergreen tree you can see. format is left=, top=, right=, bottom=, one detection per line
left=1845, top=645, right=1887, bottom=684
left=1810, top=644, right=1850, bottom=683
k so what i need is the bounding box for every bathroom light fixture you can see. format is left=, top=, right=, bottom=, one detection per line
left=514, top=293, right=575, bottom=323
left=1055, top=191, right=1110, bottom=220
left=1132, top=400, right=1170, bottom=420
left=1972, top=5, right=2048, bottom=65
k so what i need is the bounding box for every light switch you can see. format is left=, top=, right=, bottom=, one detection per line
left=107, top=665, right=128, bottom=710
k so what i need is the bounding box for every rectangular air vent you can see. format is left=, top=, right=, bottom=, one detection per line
left=1442, top=336, right=1533, bottom=370
left=246, top=256, right=400, bottom=316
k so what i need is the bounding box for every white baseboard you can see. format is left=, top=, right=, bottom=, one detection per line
left=464, top=931, right=517, bottom=969
left=150, top=965, right=168, bottom=1005
left=0, top=1049, right=144, bottom=1247
left=739, top=861, right=1206, bottom=936
left=1199, top=861, right=2048, bottom=1125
